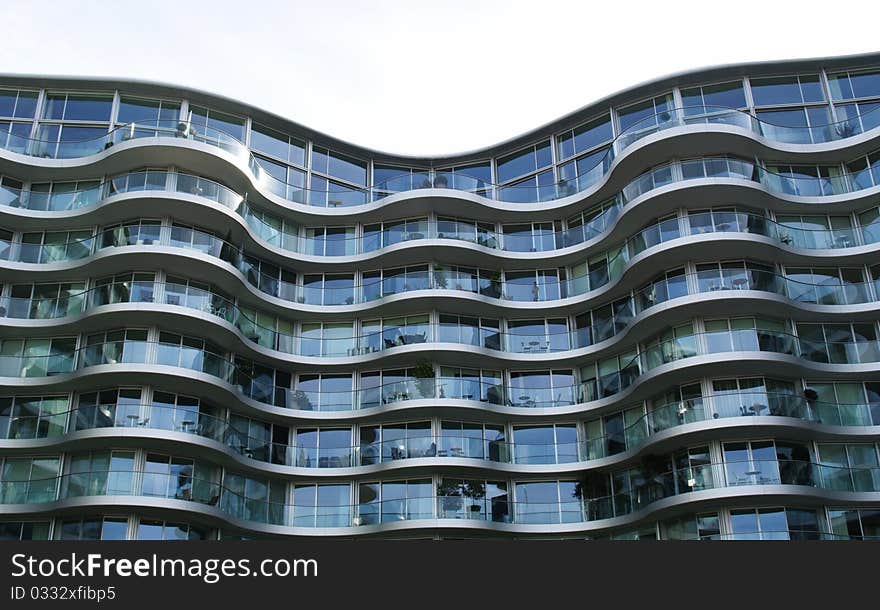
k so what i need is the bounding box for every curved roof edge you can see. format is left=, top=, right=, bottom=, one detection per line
left=1, top=51, right=879, bottom=164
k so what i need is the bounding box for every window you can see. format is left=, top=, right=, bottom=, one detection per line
left=241, top=204, right=300, bottom=252
left=294, top=428, right=351, bottom=468
left=777, top=213, right=854, bottom=249
left=508, top=369, right=575, bottom=407
left=564, top=198, right=620, bottom=246
left=358, top=479, right=432, bottom=524
left=310, top=146, right=366, bottom=186
left=629, top=214, right=680, bottom=255
left=250, top=121, right=306, bottom=166
left=221, top=471, right=286, bottom=525
left=496, top=140, right=552, bottom=184
left=294, top=374, right=352, bottom=411
left=648, top=383, right=705, bottom=433
left=437, top=314, right=500, bottom=351
left=136, top=519, right=205, bottom=540
left=643, top=323, right=696, bottom=369
left=437, top=478, right=507, bottom=521
left=722, top=440, right=812, bottom=487
left=436, top=216, right=497, bottom=246
left=359, top=368, right=433, bottom=406
left=827, top=69, right=880, bottom=101
left=817, top=443, right=880, bottom=492
left=556, top=114, right=612, bottom=161
left=293, top=484, right=350, bottom=527
left=702, top=317, right=775, bottom=353
left=59, top=517, right=128, bottom=540
left=0, top=456, right=60, bottom=503
left=0, top=336, right=77, bottom=377
left=116, top=96, right=180, bottom=126
left=617, top=93, right=673, bottom=133
left=360, top=314, right=430, bottom=353
left=681, top=80, right=746, bottom=112
left=7, top=281, right=86, bottom=319
left=359, top=421, right=432, bottom=464
left=42, top=92, right=112, bottom=122
left=27, top=178, right=101, bottom=211
left=806, top=381, right=875, bottom=426
left=506, top=318, right=570, bottom=353
left=92, top=272, right=155, bottom=307
left=233, top=356, right=290, bottom=407
left=439, top=421, right=505, bottom=460
left=576, top=295, right=636, bottom=346
left=74, top=387, right=143, bottom=430
left=0, top=521, right=50, bottom=540
left=797, top=322, right=878, bottom=364
left=0, top=89, right=38, bottom=119
left=82, top=328, right=149, bottom=367
left=99, top=219, right=161, bottom=249
left=512, top=424, right=578, bottom=464
left=502, top=222, right=555, bottom=252
left=372, top=165, right=431, bottom=191
left=783, top=266, right=865, bottom=305
left=143, top=453, right=217, bottom=504
left=0, top=395, right=67, bottom=439
left=710, top=377, right=798, bottom=419
left=300, top=272, right=355, bottom=306
left=437, top=367, right=502, bottom=404
left=634, top=268, right=687, bottom=312
left=504, top=268, right=566, bottom=301
left=188, top=105, right=245, bottom=141
left=19, top=229, right=93, bottom=263
left=514, top=480, right=580, bottom=524
left=304, top=225, right=356, bottom=256
left=151, top=391, right=216, bottom=439
left=828, top=507, right=880, bottom=540
left=730, top=507, right=819, bottom=540
left=363, top=217, right=429, bottom=251
left=65, top=450, right=135, bottom=497
left=361, top=265, right=428, bottom=302
left=0, top=121, right=30, bottom=153
left=750, top=74, right=824, bottom=106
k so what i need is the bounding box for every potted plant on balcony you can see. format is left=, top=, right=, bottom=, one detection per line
left=438, top=479, right=464, bottom=514
left=464, top=480, right=486, bottom=513
left=412, top=359, right=435, bottom=398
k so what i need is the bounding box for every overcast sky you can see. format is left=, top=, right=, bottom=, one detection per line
left=6, top=1, right=878, bottom=155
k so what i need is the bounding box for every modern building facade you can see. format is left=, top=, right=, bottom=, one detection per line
left=1, top=53, right=880, bottom=540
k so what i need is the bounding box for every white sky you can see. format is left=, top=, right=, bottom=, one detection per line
left=7, top=0, right=879, bottom=156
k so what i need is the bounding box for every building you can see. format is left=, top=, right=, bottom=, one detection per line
left=1, top=53, right=880, bottom=540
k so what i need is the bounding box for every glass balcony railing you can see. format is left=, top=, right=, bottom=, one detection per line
left=4, top=213, right=880, bottom=317
left=1, top=326, right=878, bottom=413
left=583, top=391, right=880, bottom=461
left=699, top=530, right=877, bottom=541
left=3, top=103, right=879, bottom=206
left=582, top=327, right=880, bottom=404
left=3, top=163, right=880, bottom=267
left=586, top=460, right=880, bottom=521
left=2, top=459, right=878, bottom=528
left=8, top=385, right=876, bottom=469
left=4, top=267, right=874, bottom=361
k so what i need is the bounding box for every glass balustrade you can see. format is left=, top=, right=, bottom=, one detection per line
left=583, top=392, right=880, bottom=460
left=3, top=459, right=878, bottom=528
left=2, top=104, right=879, bottom=207
left=0, top=327, right=877, bottom=414
left=4, top=216, right=879, bottom=316
left=7, top=385, right=875, bottom=471
left=4, top=165, right=880, bottom=266
left=585, top=460, right=880, bottom=521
